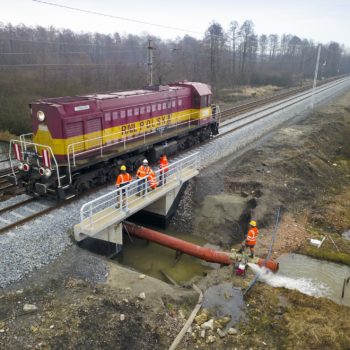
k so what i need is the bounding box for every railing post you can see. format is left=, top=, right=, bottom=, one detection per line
left=89, top=204, right=92, bottom=226
left=125, top=185, right=129, bottom=211
left=145, top=177, right=148, bottom=197
left=73, top=146, right=76, bottom=167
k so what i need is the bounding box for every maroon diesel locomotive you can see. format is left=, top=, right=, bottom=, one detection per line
left=9, top=81, right=219, bottom=200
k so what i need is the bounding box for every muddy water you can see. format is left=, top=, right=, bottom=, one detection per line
left=254, top=253, right=350, bottom=306
left=202, top=283, right=245, bottom=328
left=120, top=231, right=212, bottom=284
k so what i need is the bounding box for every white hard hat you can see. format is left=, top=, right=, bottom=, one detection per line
left=143, top=159, right=148, bottom=164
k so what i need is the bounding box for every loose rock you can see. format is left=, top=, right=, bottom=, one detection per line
left=201, top=319, right=214, bottom=330
left=217, top=328, right=226, bottom=338
left=195, top=309, right=209, bottom=325
left=228, top=327, right=238, bottom=335
left=138, top=292, right=146, bottom=300
left=23, top=304, right=38, bottom=312
left=206, top=335, right=216, bottom=344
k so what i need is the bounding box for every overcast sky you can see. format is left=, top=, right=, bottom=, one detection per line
left=2, top=0, right=350, bottom=47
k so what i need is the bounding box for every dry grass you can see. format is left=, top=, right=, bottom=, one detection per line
left=284, top=290, right=350, bottom=350
left=0, top=131, right=15, bottom=141
left=230, top=284, right=350, bottom=350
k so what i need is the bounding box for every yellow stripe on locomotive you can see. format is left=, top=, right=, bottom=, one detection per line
left=33, top=107, right=211, bottom=157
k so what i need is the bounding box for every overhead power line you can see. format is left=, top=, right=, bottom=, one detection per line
left=0, top=63, right=147, bottom=70
left=32, top=0, right=203, bottom=35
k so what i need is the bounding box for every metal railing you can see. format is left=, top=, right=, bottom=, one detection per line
left=66, top=108, right=209, bottom=182
left=9, top=139, right=63, bottom=187
left=80, top=152, right=200, bottom=227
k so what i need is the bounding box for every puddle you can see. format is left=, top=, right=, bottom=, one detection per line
left=343, top=230, right=350, bottom=240
left=202, top=283, right=245, bottom=328
left=119, top=230, right=213, bottom=284
left=249, top=253, right=350, bottom=306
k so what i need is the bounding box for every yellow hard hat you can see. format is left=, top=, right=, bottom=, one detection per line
left=249, top=220, right=257, bottom=227
left=120, top=165, right=126, bottom=171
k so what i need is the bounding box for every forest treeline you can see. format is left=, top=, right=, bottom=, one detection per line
left=1, top=21, right=350, bottom=134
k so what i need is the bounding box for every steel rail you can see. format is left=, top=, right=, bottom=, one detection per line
left=217, top=77, right=349, bottom=139
left=0, top=198, right=36, bottom=215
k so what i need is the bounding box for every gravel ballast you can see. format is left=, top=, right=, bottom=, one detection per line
left=1, top=79, right=350, bottom=288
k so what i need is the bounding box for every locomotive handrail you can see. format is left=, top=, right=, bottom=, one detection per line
left=9, top=139, right=62, bottom=188
left=79, top=152, right=200, bottom=226
left=66, top=108, right=207, bottom=184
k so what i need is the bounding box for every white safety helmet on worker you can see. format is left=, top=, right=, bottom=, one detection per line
left=143, top=159, right=148, bottom=165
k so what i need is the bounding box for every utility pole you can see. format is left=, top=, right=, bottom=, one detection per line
left=311, top=44, right=321, bottom=109
left=147, top=39, right=154, bottom=86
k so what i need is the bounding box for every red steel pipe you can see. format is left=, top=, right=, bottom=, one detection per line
left=123, top=222, right=279, bottom=272
left=124, top=222, right=233, bottom=265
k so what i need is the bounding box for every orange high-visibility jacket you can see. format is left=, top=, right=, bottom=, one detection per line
left=148, top=170, right=157, bottom=189
left=137, top=165, right=152, bottom=178
left=245, top=227, right=259, bottom=246
left=116, top=173, right=132, bottom=187
left=160, top=155, right=169, bottom=172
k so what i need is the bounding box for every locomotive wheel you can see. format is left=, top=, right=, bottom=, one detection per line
left=74, top=180, right=90, bottom=194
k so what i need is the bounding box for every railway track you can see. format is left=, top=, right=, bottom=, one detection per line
left=0, top=198, right=58, bottom=235
left=0, top=75, right=348, bottom=236
left=218, top=75, right=346, bottom=123
left=217, top=76, right=350, bottom=139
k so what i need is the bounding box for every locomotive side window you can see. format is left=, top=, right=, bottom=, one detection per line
left=167, top=101, right=171, bottom=108
left=178, top=99, right=183, bottom=107
left=140, top=106, right=145, bottom=114
left=147, top=105, right=151, bottom=113
left=134, top=107, right=139, bottom=116
left=152, top=104, right=156, bottom=112
left=105, top=112, right=111, bottom=121
left=120, top=110, right=126, bottom=119
left=193, top=95, right=200, bottom=108
left=157, top=103, right=162, bottom=111
left=172, top=101, right=176, bottom=108
left=201, top=96, right=208, bottom=107
left=112, top=111, right=118, bottom=120
left=127, top=109, right=132, bottom=117
left=162, top=102, right=166, bottom=109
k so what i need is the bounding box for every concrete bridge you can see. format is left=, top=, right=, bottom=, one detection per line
left=74, top=152, right=199, bottom=245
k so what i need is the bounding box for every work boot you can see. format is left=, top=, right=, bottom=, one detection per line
left=250, top=253, right=254, bottom=258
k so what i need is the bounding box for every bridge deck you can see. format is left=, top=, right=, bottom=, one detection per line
left=74, top=153, right=200, bottom=240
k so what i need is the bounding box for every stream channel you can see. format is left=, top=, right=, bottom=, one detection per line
left=251, top=253, right=350, bottom=306
left=119, top=230, right=214, bottom=284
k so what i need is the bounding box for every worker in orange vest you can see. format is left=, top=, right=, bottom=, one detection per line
left=239, top=220, right=259, bottom=258
left=148, top=169, right=157, bottom=190
left=159, top=154, right=169, bottom=186
left=136, top=159, right=152, bottom=196
left=116, top=165, right=132, bottom=208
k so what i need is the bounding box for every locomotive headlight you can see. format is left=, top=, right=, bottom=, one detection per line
left=44, top=168, right=52, bottom=177
left=37, top=110, right=45, bottom=122
left=18, top=162, right=24, bottom=170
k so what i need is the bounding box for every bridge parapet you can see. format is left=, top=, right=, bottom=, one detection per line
left=74, top=152, right=200, bottom=243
